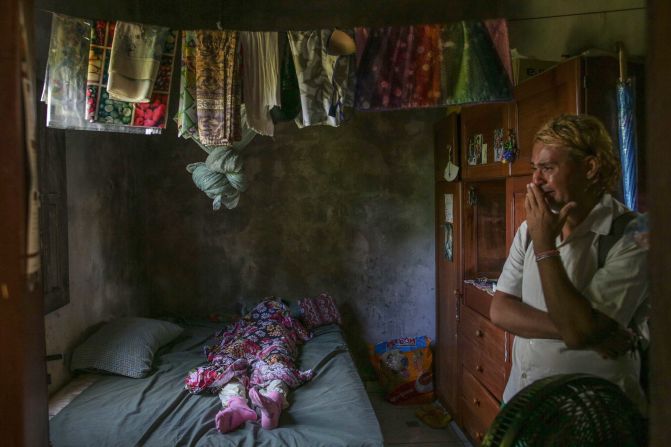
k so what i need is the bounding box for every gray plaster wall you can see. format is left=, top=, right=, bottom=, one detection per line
left=44, top=132, right=150, bottom=392
left=140, top=110, right=442, bottom=374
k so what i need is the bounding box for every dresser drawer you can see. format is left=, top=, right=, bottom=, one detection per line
left=460, top=369, right=501, bottom=445
left=460, top=304, right=506, bottom=359
left=461, top=336, right=506, bottom=399
left=463, top=282, right=494, bottom=319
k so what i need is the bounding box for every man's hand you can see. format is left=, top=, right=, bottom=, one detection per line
left=560, top=310, right=637, bottom=359
left=588, top=326, right=637, bottom=359
left=524, top=183, right=575, bottom=251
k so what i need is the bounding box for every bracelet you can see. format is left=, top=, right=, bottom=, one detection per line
left=535, top=249, right=560, bottom=262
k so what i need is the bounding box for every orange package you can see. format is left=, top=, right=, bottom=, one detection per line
left=370, top=336, right=434, bottom=405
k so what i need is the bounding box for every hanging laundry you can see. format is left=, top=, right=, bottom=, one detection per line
left=287, top=30, right=356, bottom=128
left=440, top=20, right=512, bottom=105
left=355, top=25, right=443, bottom=110
left=41, top=13, right=156, bottom=134
left=269, top=32, right=301, bottom=124
left=354, top=21, right=512, bottom=110
left=86, top=20, right=177, bottom=130
left=107, top=22, right=170, bottom=103
left=176, top=30, right=199, bottom=140
left=239, top=32, right=280, bottom=136
left=193, top=30, right=242, bottom=146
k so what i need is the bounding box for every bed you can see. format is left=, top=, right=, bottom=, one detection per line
left=49, top=320, right=384, bottom=447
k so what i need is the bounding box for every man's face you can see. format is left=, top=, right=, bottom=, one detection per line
left=530, top=142, right=591, bottom=212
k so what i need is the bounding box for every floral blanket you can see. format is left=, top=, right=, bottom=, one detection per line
left=185, top=299, right=313, bottom=394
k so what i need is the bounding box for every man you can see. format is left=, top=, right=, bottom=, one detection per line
left=490, top=114, right=649, bottom=412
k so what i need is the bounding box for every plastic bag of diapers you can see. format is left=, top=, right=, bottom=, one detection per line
left=370, top=336, right=434, bottom=404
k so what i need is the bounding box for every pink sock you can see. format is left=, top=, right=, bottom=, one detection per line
left=249, top=387, right=283, bottom=430
left=215, top=396, right=257, bottom=433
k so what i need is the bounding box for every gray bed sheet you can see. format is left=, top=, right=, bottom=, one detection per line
left=49, top=322, right=384, bottom=447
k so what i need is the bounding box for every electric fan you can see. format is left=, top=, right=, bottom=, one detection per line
left=481, top=374, right=646, bottom=447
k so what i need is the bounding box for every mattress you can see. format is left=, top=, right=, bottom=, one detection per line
left=49, top=322, right=384, bottom=447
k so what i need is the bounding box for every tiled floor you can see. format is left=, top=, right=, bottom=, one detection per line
left=366, top=385, right=473, bottom=446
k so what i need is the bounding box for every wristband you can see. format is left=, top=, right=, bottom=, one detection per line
left=535, top=249, right=560, bottom=262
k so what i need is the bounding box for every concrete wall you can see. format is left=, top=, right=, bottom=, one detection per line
left=43, top=133, right=150, bottom=392
left=140, top=110, right=442, bottom=374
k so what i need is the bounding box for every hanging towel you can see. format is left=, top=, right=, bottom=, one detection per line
left=239, top=31, right=280, bottom=136
left=107, top=22, right=170, bottom=103
left=194, top=30, right=242, bottom=146
left=86, top=20, right=177, bottom=130
left=42, top=14, right=159, bottom=134
left=176, top=30, right=199, bottom=140
left=354, top=25, right=443, bottom=111
left=287, top=30, right=356, bottom=128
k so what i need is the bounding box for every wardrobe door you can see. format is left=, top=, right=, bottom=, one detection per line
left=434, top=182, right=462, bottom=416
left=512, top=58, right=581, bottom=176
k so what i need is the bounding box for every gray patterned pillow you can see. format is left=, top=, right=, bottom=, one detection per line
left=70, top=317, right=183, bottom=378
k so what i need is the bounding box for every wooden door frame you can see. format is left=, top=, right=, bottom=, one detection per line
left=0, top=0, right=49, bottom=445
left=648, top=0, right=671, bottom=445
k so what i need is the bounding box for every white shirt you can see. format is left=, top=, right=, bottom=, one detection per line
left=496, top=194, right=649, bottom=412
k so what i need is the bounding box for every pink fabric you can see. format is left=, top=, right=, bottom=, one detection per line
left=215, top=396, right=257, bottom=433
left=249, top=388, right=283, bottom=430
left=298, top=293, right=342, bottom=329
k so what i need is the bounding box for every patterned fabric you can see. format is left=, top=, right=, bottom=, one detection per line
left=355, top=25, right=443, bottom=110
left=41, top=14, right=152, bottom=134
left=354, top=20, right=512, bottom=110
left=194, top=30, right=242, bottom=146
left=287, top=30, right=356, bottom=128
left=86, top=20, right=177, bottom=130
left=70, top=317, right=183, bottom=378
left=298, top=293, right=342, bottom=329
left=107, top=22, right=170, bottom=103
left=239, top=31, right=280, bottom=136
left=176, top=30, right=199, bottom=140
left=185, top=299, right=313, bottom=395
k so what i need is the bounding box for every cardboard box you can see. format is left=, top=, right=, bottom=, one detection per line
left=512, top=57, right=558, bottom=85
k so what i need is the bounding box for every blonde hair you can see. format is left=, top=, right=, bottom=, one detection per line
left=534, top=114, right=621, bottom=193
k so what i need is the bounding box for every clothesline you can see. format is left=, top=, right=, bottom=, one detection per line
left=41, top=13, right=514, bottom=210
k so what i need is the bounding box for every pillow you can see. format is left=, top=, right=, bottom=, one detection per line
left=298, top=293, right=342, bottom=329
left=70, top=317, right=183, bottom=378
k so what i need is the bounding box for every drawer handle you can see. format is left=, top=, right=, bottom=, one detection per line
left=475, top=329, right=484, bottom=337
left=476, top=365, right=484, bottom=373
left=472, top=398, right=481, bottom=407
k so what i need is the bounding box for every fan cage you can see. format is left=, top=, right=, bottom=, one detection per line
left=482, top=374, right=646, bottom=447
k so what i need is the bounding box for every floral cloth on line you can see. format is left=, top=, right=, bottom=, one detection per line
left=184, top=299, right=313, bottom=394
left=85, top=20, right=177, bottom=130
left=354, top=20, right=512, bottom=110
left=354, top=25, right=443, bottom=110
